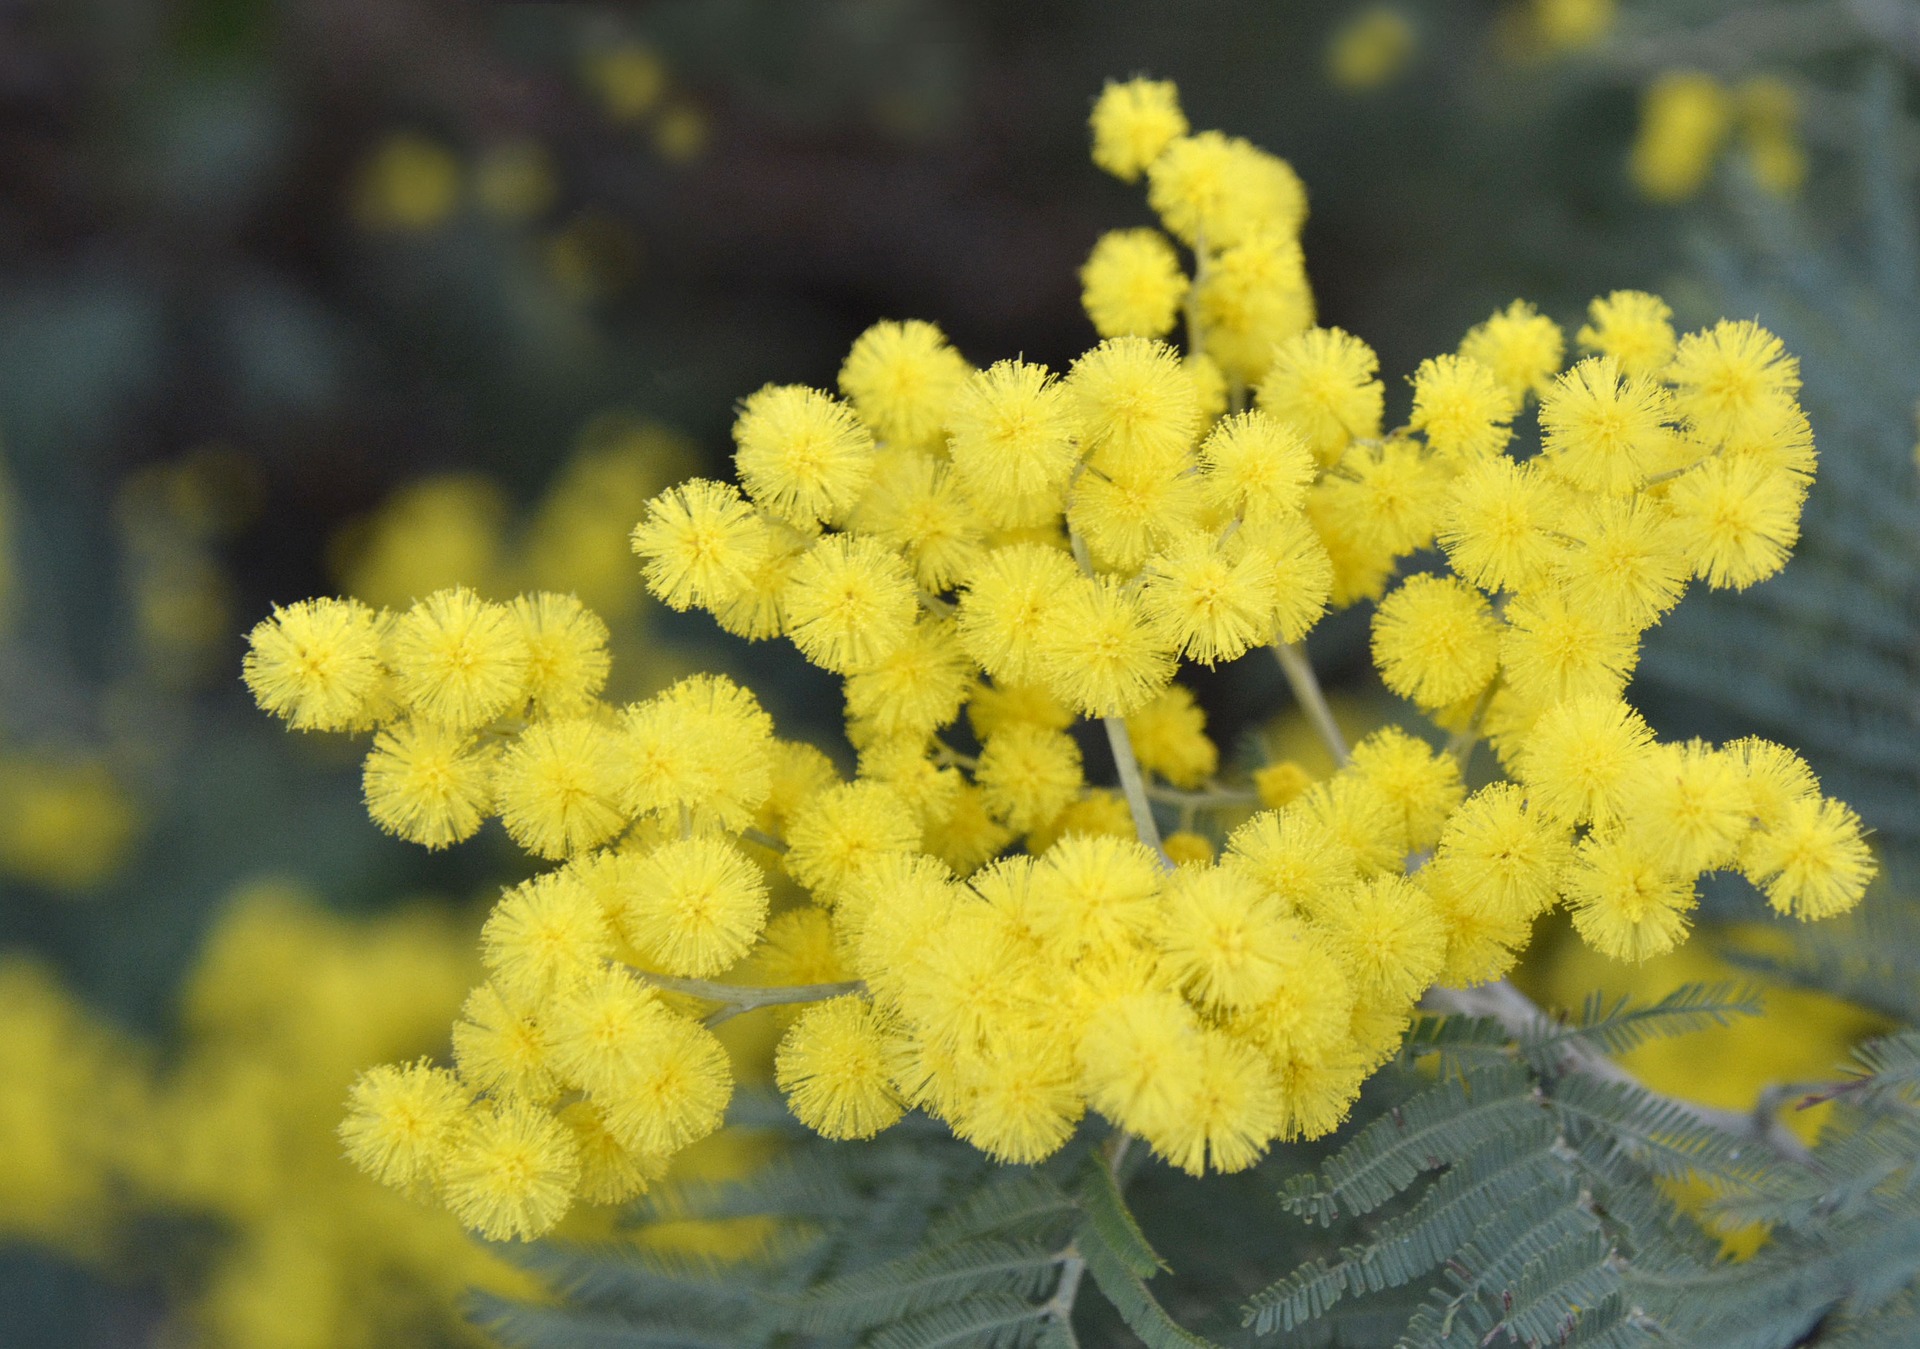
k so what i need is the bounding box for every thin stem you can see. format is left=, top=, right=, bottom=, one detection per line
left=639, top=972, right=864, bottom=1027
left=1422, top=979, right=1814, bottom=1164
left=1145, top=782, right=1261, bottom=809
left=1272, top=641, right=1350, bottom=767
left=1043, top=1244, right=1087, bottom=1338
left=740, top=825, right=788, bottom=854
left=1444, top=676, right=1500, bottom=773
left=1104, top=714, right=1170, bottom=864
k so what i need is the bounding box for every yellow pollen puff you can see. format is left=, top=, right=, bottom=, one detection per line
left=337, top=1059, right=467, bottom=1193
left=563, top=1101, right=666, bottom=1205
left=1438, top=455, right=1569, bottom=595
left=512, top=592, right=611, bottom=717
left=776, top=996, right=904, bottom=1140
left=955, top=543, right=1080, bottom=686
left=1316, top=436, right=1452, bottom=560
left=1070, top=451, right=1207, bottom=573
left=849, top=450, right=986, bottom=592
left=1370, top=573, right=1501, bottom=710
left=732, top=383, right=876, bottom=530
left=1459, top=299, right=1564, bottom=401
left=1146, top=131, right=1308, bottom=249
left=1513, top=695, right=1656, bottom=828
left=842, top=617, right=972, bottom=741
left=1499, top=590, right=1640, bottom=705
left=594, top=1010, right=734, bottom=1158
left=387, top=586, right=530, bottom=733
left=837, top=319, right=971, bottom=450
left=944, top=359, right=1082, bottom=529
left=361, top=719, right=497, bottom=850
left=1254, top=760, right=1313, bottom=810
left=438, top=1098, right=581, bottom=1242
left=781, top=533, right=919, bottom=676
left=1664, top=454, right=1803, bottom=590
left=493, top=715, right=628, bottom=860
left=1141, top=529, right=1282, bottom=667
left=1258, top=326, right=1385, bottom=468
left=1616, top=741, right=1753, bottom=875
left=1125, top=683, right=1218, bottom=789
left=1155, top=1029, right=1282, bottom=1176
left=630, top=478, right=771, bottom=613
left=542, top=963, right=665, bottom=1097
left=951, top=1033, right=1083, bottom=1165
left=1032, top=573, right=1178, bottom=718
left=480, top=870, right=613, bottom=1002
left=1409, top=353, right=1518, bottom=459
left=1080, top=228, right=1189, bottom=339
left=1554, top=495, right=1691, bottom=631
left=1088, top=77, right=1188, bottom=182
left=624, top=834, right=770, bottom=978
left=453, top=981, right=562, bottom=1102
left=242, top=596, right=386, bottom=731
left=1433, top=782, right=1570, bottom=923
left=1631, top=71, right=1733, bottom=202
left=1199, top=410, right=1315, bottom=524
left=1539, top=356, right=1680, bottom=496
left=1348, top=726, right=1465, bottom=852
left=1668, top=319, right=1802, bottom=449
left=1576, top=290, right=1676, bottom=380
left=1224, top=806, right=1357, bottom=915
left=1194, top=229, right=1315, bottom=384
left=1316, top=874, right=1446, bottom=1006
left=1565, top=832, right=1696, bottom=962
left=1155, top=864, right=1304, bottom=1011
left=975, top=724, right=1084, bottom=834
left=785, top=780, right=922, bottom=901
left=1742, top=794, right=1875, bottom=921
left=1068, top=335, right=1201, bottom=464
left=619, top=674, right=774, bottom=828
left=1162, top=830, right=1215, bottom=865
left=709, top=516, right=807, bottom=641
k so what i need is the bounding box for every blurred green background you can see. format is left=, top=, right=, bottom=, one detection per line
left=3, top=0, right=1916, bottom=1344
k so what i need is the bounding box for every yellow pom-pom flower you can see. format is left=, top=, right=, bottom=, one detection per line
left=837, top=319, right=970, bottom=449
left=849, top=450, right=986, bottom=592
left=1125, top=683, right=1218, bottom=789
left=1080, top=228, right=1189, bottom=338
left=480, top=870, right=613, bottom=1001
left=1409, top=354, right=1517, bottom=460
left=512, top=592, right=611, bottom=717
left=338, top=1059, right=467, bottom=1193
left=598, top=1011, right=734, bottom=1157
left=1617, top=741, right=1753, bottom=875
left=955, top=543, right=1081, bottom=686
left=1156, top=865, right=1304, bottom=1011
left=1033, top=574, right=1177, bottom=718
left=1225, top=806, right=1357, bottom=914
left=1146, top=132, right=1307, bottom=248
left=1089, top=77, right=1188, bottom=182
left=786, top=780, right=922, bottom=900
left=1258, top=327, right=1384, bottom=468
left=976, top=724, right=1084, bottom=834
left=1370, top=573, right=1501, bottom=710
left=388, top=586, right=530, bottom=732
left=543, top=964, right=666, bottom=1096
left=1459, top=300, right=1563, bottom=401
left=1565, top=833, right=1696, bottom=962
left=732, top=383, right=876, bottom=530
left=1499, top=590, right=1639, bottom=704
left=362, top=719, right=497, bottom=850
left=1198, top=410, right=1314, bottom=524
left=1576, top=290, right=1676, bottom=379
left=1433, top=782, right=1569, bottom=922
left=1438, top=456, right=1568, bottom=595
left=1630, top=71, right=1732, bottom=202
left=843, top=617, right=972, bottom=740
left=1539, top=356, right=1679, bottom=496
left=437, top=1098, right=580, bottom=1241
left=1667, top=319, right=1802, bottom=450
left=944, top=359, right=1081, bottom=528
left=1513, top=695, right=1656, bottom=827
left=1348, top=726, right=1464, bottom=852
left=1554, top=495, right=1691, bottom=630
left=776, top=995, right=904, bottom=1140
left=1316, top=875, right=1446, bottom=1006
left=452, top=981, right=562, bottom=1101
left=630, top=478, right=771, bottom=613
left=242, top=597, right=386, bottom=731
left=624, top=834, right=770, bottom=978
left=1664, top=454, right=1803, bottom=590
left=1142, top=529, right=1281, bottom=666
left=1742, top=794, right=1875, bottom=921
left=1069, top=335, right=1200, bottom=466
left=782, top=533, right=918, bottom=675
left=493, top=716, right=628, bottom=860
left=1157, top=1029, right=1282, bottom=1176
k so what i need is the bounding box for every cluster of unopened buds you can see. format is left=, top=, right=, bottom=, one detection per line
left=243, top=76, right=1873, bottom=1242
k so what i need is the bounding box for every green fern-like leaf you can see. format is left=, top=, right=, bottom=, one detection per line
left=1075, top=1150, right=1166, bottom=1278
left=862, top=1292, right=1051, bottom=1349
left=1077, top=1218, right=1223, bottom=1349
left=792, top=1236, right=1063, bottom=1335
left=1279, top=1062, right=1540, bottom=1225
left=1527, top=982, right=1765, bottom=1063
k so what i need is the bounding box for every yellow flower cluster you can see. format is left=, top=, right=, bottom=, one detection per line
left=245, top=77, right=1875, bottom=1241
